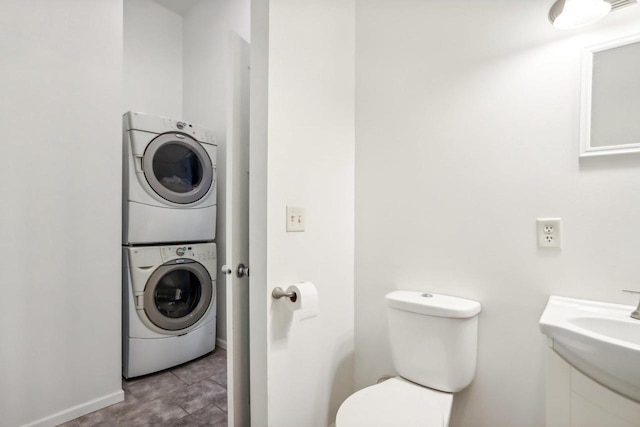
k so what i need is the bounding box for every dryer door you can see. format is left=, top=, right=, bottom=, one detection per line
left=143, top=132, right=214, bottom=204
left=143, top=259, right=214, bottom=332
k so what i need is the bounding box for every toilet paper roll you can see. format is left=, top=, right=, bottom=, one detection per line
left=286, top=281, right=319, bottom=321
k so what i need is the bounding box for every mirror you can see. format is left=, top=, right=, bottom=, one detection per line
left=580, top=33, right=640, bottom=157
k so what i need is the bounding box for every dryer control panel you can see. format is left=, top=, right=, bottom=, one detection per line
left=124, top=111, right=217, bottom=145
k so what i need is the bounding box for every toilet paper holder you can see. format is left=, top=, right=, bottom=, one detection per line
left=272, top=287, right=298, bottom=302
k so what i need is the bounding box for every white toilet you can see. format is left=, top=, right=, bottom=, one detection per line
left=336, top=290, right=481, bottom=427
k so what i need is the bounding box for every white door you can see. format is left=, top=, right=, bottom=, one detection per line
left=225, top=33, right=251, bottom=427
left=246, top=1, right=356, bottom=425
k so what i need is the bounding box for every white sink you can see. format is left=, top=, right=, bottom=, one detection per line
left=539, top=296, right=640, bottom=403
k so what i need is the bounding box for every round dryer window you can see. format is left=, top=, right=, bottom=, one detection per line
left=143, top=260, right=213, bottom=331
left=143, top=132, right=214, bottom=204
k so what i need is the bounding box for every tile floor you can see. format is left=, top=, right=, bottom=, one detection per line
left=58, top=349, right=227, bottom=427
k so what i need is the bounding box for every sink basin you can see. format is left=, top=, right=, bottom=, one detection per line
left=539, top=296, right=640, bottom=402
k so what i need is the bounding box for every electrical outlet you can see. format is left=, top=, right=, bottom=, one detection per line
left=537, top=218, right=562, bottom=248
left=286, top=206, right=305, bottom=232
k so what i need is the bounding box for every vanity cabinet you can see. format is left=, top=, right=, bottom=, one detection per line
left=546, top=348, right=640, bottom=427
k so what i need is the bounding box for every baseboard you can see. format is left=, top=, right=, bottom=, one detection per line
left=216, top=337, right=227, bottom=350
left=22, top=389, right=124, bottom=427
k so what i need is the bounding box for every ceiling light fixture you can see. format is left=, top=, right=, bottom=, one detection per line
left=549, top=0, right=612, bottom=29
left=549, top=0, right=639, bottom=29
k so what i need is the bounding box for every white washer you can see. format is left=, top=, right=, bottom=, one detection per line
left=123, top=111, right=217, bottom=245
left=123, top=242, right=217, bottom=378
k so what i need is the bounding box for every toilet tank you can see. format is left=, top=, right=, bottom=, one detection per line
left=386, top=291, right=481, bottom=393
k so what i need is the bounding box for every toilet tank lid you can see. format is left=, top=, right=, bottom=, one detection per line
left=386, top=291, right=481, bottom=318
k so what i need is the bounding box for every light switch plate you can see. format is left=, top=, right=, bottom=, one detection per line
left=286, top=206, right=305, bottom=232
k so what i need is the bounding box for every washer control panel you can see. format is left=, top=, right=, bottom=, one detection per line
left=161, top=244, right=216, bottom=263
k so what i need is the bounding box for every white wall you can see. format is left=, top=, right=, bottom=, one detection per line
left=124, top=0, right=183, bottom=119
left=182, top=0, right=250, bottom=348
left=354, top=2, right=640, bottom=427
left=259, top=0, right=356, bottom=425
left=0, top=1, right=123, bottom=426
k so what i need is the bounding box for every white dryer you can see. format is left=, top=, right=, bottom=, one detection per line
left=123, top=242, right=217, bottom=378
left=123, top=111, right=217, bottom=245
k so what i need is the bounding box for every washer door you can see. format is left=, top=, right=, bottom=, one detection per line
left=143, top=260, right=214, bottom=332
left=143, top=132, right=214, bottom=204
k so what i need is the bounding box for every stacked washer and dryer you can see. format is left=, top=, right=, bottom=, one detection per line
left=122, top=112, right=218, bottom=378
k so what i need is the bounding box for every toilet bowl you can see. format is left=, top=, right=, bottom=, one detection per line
left=336, top=291, right=481, bottom=427
left=336, top=377, right=452, bottom=427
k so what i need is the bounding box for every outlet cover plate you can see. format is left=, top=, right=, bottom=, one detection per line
left=286, top=206, right=305, bottom=232
left=537, top=218, right=562, bottom=248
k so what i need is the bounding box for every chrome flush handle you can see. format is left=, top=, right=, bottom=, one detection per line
left=622, top=290, right=640, bottom=320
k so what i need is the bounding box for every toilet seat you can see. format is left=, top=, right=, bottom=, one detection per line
left=336, top=377, right=453, bottom=427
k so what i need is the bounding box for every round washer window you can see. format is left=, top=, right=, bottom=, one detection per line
left=154, top=269, right=202, bottom=318
left=143, top=261, right=213, bottom=332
